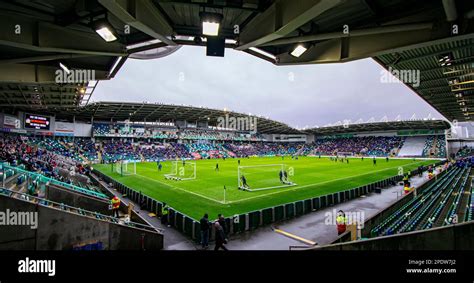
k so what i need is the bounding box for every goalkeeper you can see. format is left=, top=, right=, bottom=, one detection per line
left=282, top=170, right=293, bottom=185
left=240, top=175, right=249, bottom=190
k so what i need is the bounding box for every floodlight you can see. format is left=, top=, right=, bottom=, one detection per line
left=290, top=44, right=308, bottom=57
left=92, top=19, right=117, bottom=42
left=200, top=12, right=222, bottom=36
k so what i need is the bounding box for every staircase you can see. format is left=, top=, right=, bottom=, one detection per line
left=397, top=136, right=428, bottom=157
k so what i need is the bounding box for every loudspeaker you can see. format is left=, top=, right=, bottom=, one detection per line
left=206, top=37, right=225, bottom=57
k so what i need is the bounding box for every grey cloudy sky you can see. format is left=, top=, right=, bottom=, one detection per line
left=92, top=46, right=444, bottom=128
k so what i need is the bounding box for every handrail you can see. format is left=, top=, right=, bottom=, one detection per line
left=2, top=164, right=108, bottom=199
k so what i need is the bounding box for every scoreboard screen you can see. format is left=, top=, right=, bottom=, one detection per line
left=24, top=114, right=50, bottom=130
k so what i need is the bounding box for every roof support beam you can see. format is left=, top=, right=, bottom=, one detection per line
left=0, top=64, right=108, bottom=83
left=276, top=26, right=438, bottom=65
left=99, top=0, right=176, bottom=46
left=0, top=54, right=91, bottom=65
left=236, top=0, right=343, bottom=51
left=278, top=29, right=474, bottom=66
left=262, top=22, right=433, bottom=47
left=0, top=14, right=126, bottom=56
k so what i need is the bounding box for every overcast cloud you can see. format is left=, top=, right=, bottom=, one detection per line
left=92, top=46, right=444, bottom=128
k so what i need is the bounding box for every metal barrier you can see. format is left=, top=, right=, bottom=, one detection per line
left=1, top=163, right=108, bottom=199
left=0, top=186, right=162, bottom=234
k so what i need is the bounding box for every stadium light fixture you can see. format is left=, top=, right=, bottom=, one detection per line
left=92, top=19, right=117, bottom=42
left=249, top=47, right=277, bottom=61
left=438, top=53, right=453, bottom=67
left=290, top=44, right=308, bottom=58
left=200, top=12, right=222, bottom=36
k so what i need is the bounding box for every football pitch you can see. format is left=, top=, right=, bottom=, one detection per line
left=94, top=156, right=435, bottom=220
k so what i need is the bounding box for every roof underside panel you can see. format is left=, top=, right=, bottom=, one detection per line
left=376, top=37, right=474, bottom=122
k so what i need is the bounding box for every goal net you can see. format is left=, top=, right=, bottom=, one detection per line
left=238, top=164, right=296, bottom=192
left=112, top=160, right=136, bottom=176
left=164, top=160, right=196, bottom=181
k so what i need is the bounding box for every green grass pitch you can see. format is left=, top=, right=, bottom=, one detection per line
left=94, top=156, right=435, bottom=220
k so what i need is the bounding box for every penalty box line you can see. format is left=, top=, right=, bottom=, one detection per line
left=226, top=160, right=427, bottom=204
left=135, top=169, right=226, bottom=205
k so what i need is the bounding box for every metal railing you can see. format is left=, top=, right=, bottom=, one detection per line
left=0, top=187, right=162, bottom=234
left=1, top=163, right=108, bottom=199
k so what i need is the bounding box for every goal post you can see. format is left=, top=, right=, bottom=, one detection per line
left=237, top=164, right=296, bottom=192
left=164, top=160, right=196, bottom=181
left=112, top=160, right=136, bottom=176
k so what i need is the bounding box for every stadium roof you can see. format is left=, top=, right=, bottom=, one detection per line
left=375, top=37, right=474, bottom=122
left=0, top=81, right=98, bottom=111
left=55, top=102, right=450, bottom=136
left=66, top=101, right=300, bottom=134
left=304, top=120, right=451, bottom=135
left=0, top=0, right=473, bottom=123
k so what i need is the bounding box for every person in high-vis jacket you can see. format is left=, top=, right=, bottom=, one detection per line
left=403, top=184, right=411, bottom=195
left=402, top=174, right=409, bottom=186
left=111, top=196, right=121, bottom=218
left=336, top=210, right=348, bottom=235
left=161, top=203, right=170, bottom=227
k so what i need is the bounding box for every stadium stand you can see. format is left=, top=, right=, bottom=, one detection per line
left=397, top=136, right=428, bottom=157
left=0, top=112, right=457, bottom=252
left=370, top=161, right=471, bottom=237
left=422, top=136, right=447, bottom=158
left=186, top=142, right=234, bottom=159
left=456, top=146, right=474, bottom=158
left=311, top=136, right=402, bottom=157
left=93, top=123, right=111, bottom=137
left=469, top=186, right=474, bottom=222
left=0, top=133, right=447, bottom=169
